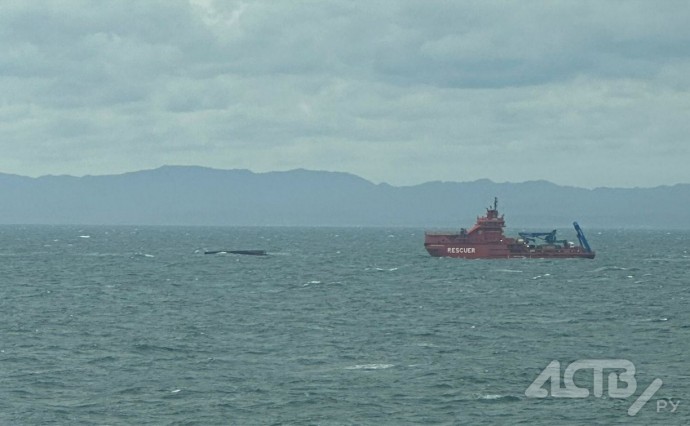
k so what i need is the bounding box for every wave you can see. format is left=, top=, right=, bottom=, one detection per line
left=344, top=364, right=395, bottom=370
left=477, top=394, right=521, bottom=403
left=590, top=266, right=628, bottom=273
left=132, top=252, right=155, bottom=258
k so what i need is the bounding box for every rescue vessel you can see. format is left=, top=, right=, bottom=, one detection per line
left=424, top=198, right=595, bottom=259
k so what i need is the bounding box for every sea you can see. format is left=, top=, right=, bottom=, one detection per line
left=0, top=225, right=688, bottom=425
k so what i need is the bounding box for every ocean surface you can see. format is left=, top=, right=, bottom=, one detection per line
left=0, top=226, right=688, bottom=425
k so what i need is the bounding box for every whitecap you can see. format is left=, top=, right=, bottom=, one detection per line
left=345, top=364, right=394, bottom=370
left=132, top=252, right=155, bottom=259
left=79, top=235, right=91, bottom=239
left=479, top=394, right=504, bottom=400
left=477, top=394, right=521, bottom=402
left=591, top=266, right=627, bottom=273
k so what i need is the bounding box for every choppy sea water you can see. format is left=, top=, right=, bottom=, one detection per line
left=0, top=226, right=688, bottom=425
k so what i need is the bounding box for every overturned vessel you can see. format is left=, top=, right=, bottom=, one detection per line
left=424, top=198, right=595, bottom=259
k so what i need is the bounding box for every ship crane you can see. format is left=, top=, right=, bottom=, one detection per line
left=518, top=230, right=568, bottom=246
left=573, top=222, right=592, bottom=253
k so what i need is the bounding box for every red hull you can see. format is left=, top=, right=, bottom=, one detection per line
left=424, top=198, right=595, bottom=259
left=424, top=241, right=595, bottom=259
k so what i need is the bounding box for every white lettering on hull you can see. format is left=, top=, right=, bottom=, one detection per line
left=447, top=247, right=476, bottom=254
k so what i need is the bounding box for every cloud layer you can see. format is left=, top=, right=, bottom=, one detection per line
left=1, top=0, right=689, bottom=187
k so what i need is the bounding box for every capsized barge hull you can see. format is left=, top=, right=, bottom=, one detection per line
left=424, top=198, right=595, bottom=259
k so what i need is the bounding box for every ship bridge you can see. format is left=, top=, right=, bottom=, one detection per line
left=465, top=197, right=506, bottom=240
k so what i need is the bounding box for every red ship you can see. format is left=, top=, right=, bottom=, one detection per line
left=424, top=198, right=595, bottom=259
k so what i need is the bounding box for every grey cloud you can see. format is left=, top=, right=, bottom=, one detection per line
left=0, top=1, right=688, bottom=187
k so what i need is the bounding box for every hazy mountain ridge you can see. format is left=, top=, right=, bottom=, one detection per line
left=1, top=166, right=688, bottom=228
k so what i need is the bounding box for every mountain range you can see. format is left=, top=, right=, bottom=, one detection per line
left=1, top=165, right=688, bottom=228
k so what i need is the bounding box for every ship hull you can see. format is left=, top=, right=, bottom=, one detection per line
left=424, top=242, right=595, bottom=259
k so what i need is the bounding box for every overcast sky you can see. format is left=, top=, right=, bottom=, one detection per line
left=1, top=1, right=689, bottom=188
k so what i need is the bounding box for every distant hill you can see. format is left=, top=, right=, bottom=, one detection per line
left=1, top=165, right=688, bottom=228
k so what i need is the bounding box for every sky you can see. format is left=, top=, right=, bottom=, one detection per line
left=1, top=1, right=689, bottom=188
